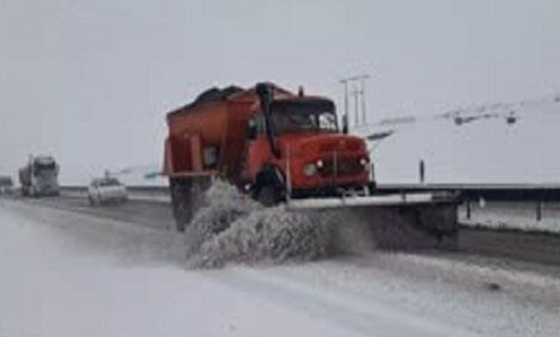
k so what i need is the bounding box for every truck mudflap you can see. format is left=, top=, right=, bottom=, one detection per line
left=287, top=192, right=460, bottom=251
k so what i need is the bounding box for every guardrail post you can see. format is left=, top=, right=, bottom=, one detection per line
left=466, top=198, right=471, bottom=220
left=419, top=160, right=425, bottom=184
left=536, top=191, right=543, bottom=222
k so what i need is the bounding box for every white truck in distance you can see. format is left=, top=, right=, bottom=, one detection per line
left=0, top=176, right=14, bottom=195
left=18, top=156, right=60, bottom=197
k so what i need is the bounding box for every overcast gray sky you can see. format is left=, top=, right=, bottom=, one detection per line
left=1, top=0, right=560, bottom=184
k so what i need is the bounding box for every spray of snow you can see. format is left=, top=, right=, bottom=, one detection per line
left=184, top=181, right=333, bottom=268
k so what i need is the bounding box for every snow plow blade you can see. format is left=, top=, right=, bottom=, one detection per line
left=288, top=192, right=459, bottom=251
left=287, top=192, right=443, bottom=209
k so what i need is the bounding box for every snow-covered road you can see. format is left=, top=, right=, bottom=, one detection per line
left=1, top=199, right=560, bottom=337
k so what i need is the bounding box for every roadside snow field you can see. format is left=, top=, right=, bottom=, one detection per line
left=1, top=199, right=560, bottom=337
left=361, top=96, right=560, bottom=185
left=0, top=200, right=351, bottom=337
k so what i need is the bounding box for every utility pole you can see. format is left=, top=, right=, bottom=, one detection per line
left=352, top=84, right=360, bottom=126
left=339, top=79, right=350, bottom=132
left=339, top=74, right=371, bottom=128
left=360, top=76, right=368, bottom=124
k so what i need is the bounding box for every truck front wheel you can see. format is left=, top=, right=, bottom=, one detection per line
left=256, top=184, right=282, bottom=207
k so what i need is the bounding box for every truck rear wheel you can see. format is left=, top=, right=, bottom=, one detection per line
left=170, top=178, right=206, bottom=232
left=171, top=180, right=189, bottom=231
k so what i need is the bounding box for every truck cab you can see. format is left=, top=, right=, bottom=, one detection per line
left=245, top=84, right=371, bottom=204
left=19, top=156, right=60, bottom=197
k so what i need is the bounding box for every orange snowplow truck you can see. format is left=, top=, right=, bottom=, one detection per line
left=164, top=83, right=373, bottom=230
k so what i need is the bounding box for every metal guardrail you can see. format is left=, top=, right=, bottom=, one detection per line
left=47, top=184, right=560, bottom=234
left=60, top=184, right=560, bottom=208
left=377, top=184, right=560, bottom=201
left=377, top=184, right=560, bottom=224
left=59, top=185, right=170, bottom=203
left=59, top=185, right=169, bottom=192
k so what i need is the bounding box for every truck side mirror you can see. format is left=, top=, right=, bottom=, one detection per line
left=247, top=120, right=257, bottom=140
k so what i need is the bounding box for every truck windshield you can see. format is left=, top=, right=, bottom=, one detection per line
left=270, top=100, right=337, bottom=134
left=35, top=163, right=57, bottom=172
left=99, top=178, right=121, bottom=187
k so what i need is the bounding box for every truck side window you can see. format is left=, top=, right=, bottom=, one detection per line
left=248, top=116, right=266, bottom=138
left=319, top=112, right=337, bottom=131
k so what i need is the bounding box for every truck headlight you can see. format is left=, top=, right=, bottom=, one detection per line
left=316, top=159, right=324, bottom=168
left=303, top=164, right=317, bottom=176
left=359, top=158, right=369, bottom=166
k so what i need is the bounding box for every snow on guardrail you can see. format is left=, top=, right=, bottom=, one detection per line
left=56, top=185, right=560, bottom=235
left=59, top=186, right=170, bottom=203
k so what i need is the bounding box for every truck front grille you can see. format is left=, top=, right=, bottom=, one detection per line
left=319, top=158, right=363, bottom=177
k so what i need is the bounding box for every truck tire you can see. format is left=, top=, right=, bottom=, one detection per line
left=254, top=165, right=286, bottom=206
left=171, top=180, right=187, bottom=231
left=256, top=184, right=282, bottom=206
left=170, top=179, right=205, bottom=232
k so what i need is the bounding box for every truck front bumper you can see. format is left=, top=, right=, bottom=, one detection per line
left=290, top=182, right=376, bottom=199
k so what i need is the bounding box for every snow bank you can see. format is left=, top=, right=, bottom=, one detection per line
left=184, top=181, right=333, bottom=268
left=3, top=199, right=560, bottom=337
left=0, top=201, right=356, bottom=337
left=113, top=163, right=168, bottom=187
left=359, top=94, right=560, bottom=184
